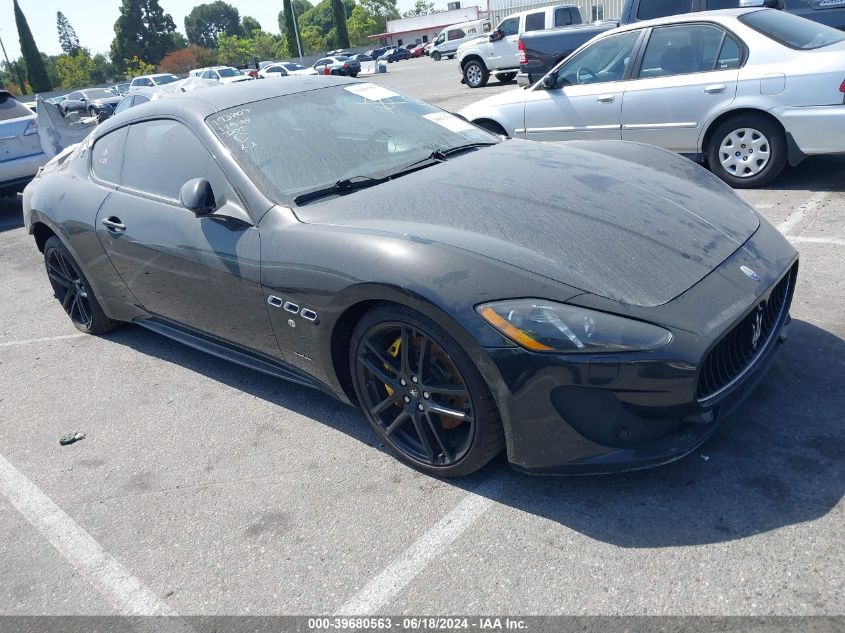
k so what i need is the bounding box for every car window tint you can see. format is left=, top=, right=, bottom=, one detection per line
left=113, top=97, right=133, bottom=115
left=91, top=127, right=128, bottom=184
left=739, top=8, right=845, bottom=49
left=499, top=17, right=519, bottom=36
left=525, top=12, right=545, bottom=31
left=556, top=30, right=640, bottom=87
left=705, top=0, right=742, bottom=7
left=0, top=93, right=34, bottom=120
left=636, top=0, right=693, bottom=20
left=68, top=92, right=81, bottom=100
left=638, top=24, right=726, bottom=78
left=447, top=28, right=466, bottom=39
left=554, top=8, right=573, bottom=26
left=121, top=120, right=229, bottom=203
left=716, top=35, right=742, bottom=69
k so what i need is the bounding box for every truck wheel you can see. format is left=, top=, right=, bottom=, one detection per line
left=463, top=60, right=489, bottom=88
left=431, top=51, right=441, bottom=61
left=495, top=72, right=517, bottom=83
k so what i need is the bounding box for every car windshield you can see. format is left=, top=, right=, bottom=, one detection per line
left=207, top=84, right=497, bottom=204
left=154, top=74, right=179, bottom=85
left=739, top=9, right=845, bottom=50
left=218, top=67, right=239, bottom=77
left=85, top=89, right=114, bottom=99
left=0, top=93, right=32, bottom=120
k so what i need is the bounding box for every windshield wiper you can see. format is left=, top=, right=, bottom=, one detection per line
left=294, top=175, right=388, bottom=205
left=390, top=141, right=499, bottom=175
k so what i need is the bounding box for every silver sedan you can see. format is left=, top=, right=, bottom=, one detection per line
left=460, top=8, right=845, bottom=187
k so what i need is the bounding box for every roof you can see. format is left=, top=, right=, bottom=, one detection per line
left=613, top=7, right=759, bottom=32
left=367, top=21, right=469, bottom=38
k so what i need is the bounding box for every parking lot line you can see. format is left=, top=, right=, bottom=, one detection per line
left=788, top=236, right=845, bottom=246
left=0, top=333, right=86, bottom=348
left=776, top=191, right=831, bottom=236
left=0, top=453, right=177, bottom=616
left=334, top=484, right=498, bottom=616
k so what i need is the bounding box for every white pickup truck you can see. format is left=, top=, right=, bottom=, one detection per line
left=457, top=4, right=582, bottom=88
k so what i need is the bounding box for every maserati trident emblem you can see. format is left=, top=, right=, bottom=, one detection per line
left=409, top=388, right=420, bottom=399
left=750, top=305, right=764, bottom=350
left=740, top=265, right=761, bottom=282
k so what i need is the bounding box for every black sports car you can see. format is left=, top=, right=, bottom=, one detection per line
left=23, top=78, right=798, bottom=477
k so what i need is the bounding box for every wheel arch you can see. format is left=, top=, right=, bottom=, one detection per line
left=32, top=220, right=57, bottom=253
left=701, top=108, right=785, bottom=158
left=472, top=118, right=508, bottom=136
left=459, top=53, right=485, bottom=70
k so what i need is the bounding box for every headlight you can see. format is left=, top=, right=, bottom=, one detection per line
left=477, top=299, right=672, bottom=353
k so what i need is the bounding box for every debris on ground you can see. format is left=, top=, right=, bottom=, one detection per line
left=59, top=431, right=85, bottom=446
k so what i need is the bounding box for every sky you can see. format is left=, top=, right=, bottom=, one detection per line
left=0, top=0, right=427, bottom=61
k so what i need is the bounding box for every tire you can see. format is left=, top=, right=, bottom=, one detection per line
left=43, top=236, right=118, bottom=335
left=350, top=304, right=504, bottom=477
left=463, top=60, right=489, bottom=88
left=447, top=55, right=455, bottom=60
left=431, top=51, right=442, bottom=61
left=349, top=72, right=358, bottom=78
left=706, top=114, right=787, bottom=188
left=495, top=72, right=517, bottom=83
left=87, top=106, right=97, bottom=118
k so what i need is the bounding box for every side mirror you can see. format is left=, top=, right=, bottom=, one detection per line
left=542, top=74, right=557, bottom=90
left=489, top=29, right=503, bottom=42
left=180, top=178, right=216, bottom=216
left=80, top=97, right=88, bottom=102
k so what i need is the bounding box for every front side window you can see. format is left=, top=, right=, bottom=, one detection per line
left=638, top=24, right=729, bottom=78
left=739, top=9, right=845, bottom=49
left=91, top=126, right=128, bottom=184
left=121, top=120, right=228, bottom=203
left=207, top=84, right=497, bottom=204
left=498, top=17, right=519, bottom=36
left=68, top=92, right=82, bottom=101
left=636, top=0, right=693, bottom=20
left=525, top=12, right=545, bottom=31
left=84, top=89, right=113, bottom=100
left=218, top=67, right=239, bottom=78
left=434, top=32, right=445, bottom=45
left=554, top=30, right=640, bottom=87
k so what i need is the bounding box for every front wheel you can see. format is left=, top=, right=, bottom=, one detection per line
left=463, top=60, right=489, bottom=88
left=706, top=114, right=787, bottom=188
left=43, top=236, right=118, bottom=335
left=350, top=304, right=504, bottom=477
left=431, top=51, right=442, bottom=61
left=87, top=106, right=97, bottom=118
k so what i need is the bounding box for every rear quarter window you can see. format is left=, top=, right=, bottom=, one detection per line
left=91, top=127, right=129, bottom=185
left=0, top=94, right=33, bottom=120
left=739, top=9, right=845, bottom=49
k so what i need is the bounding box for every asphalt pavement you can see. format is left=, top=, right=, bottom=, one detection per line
left=0, top=57, right=842, bottom=623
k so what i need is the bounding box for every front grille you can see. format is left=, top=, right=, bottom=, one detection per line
left=697, top=264, right=795, bottom=401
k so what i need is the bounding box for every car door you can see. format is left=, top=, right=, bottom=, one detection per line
left=621, top=23, right=741, bottom=153
left=65, top=92, right=83, bottom=112
left=92, top=119, right=281, bottom=358
left=522, top=29, right=642, bottom=142
left=487, top=16, right=520, bottom=68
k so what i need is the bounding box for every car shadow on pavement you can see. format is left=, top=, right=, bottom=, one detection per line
left=106, top=317, right=843, bottom=548
left=0, top=194, right=24, bottom=233
left=768, top=155, right=845, bottom=192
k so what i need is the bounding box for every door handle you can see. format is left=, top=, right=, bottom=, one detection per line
left=704, top=84, right=727, bottom=94
left=596, top=94, right=615, bottom=103
left=101, top=217, right=126, bottom=232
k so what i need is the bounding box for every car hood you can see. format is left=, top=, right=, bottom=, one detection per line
left=293, top=140, right=760, bottom=307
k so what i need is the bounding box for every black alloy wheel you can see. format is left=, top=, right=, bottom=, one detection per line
left=351, top=305, right=504, bottom=476
left=43, top=236, right=117, bottom=334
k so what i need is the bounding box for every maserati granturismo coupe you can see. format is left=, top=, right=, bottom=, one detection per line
left=23, top=77, right=798, bottom=476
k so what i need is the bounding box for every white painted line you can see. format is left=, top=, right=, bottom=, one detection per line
left=0, top=333, right=87, bottom=348
left=0, top=453, right=177, bottom=616
left=335, top=485, right=497, bottom=616
left=776, top=191, right=830, bottom=236
left=788, top=236, right=845, bottom=246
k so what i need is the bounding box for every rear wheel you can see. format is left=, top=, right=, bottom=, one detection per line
left=431, top=51, right=442, bottom=61
left=706, top=114, right=787, bottom=188
left=350, top=304, right=504, bottom=477
left=495, top=72, right=517, bottom=83
left=463, top=60, right=489, bottom=88
left=43, top=236, right=117, bottom=335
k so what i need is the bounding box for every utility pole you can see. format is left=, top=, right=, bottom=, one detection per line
left=0, top=29, right=27, bottom=95
left=290, top=1, right=303, bottom=62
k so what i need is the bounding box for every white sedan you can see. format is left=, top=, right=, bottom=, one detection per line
left=257, top=62, right=318, bottom=78
left=460, top=8, right=845, bottom=187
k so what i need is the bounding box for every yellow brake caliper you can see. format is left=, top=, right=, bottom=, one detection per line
left=383, top=337, right=402, bottom=398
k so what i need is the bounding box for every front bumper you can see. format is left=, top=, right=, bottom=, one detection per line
left=479, top=221, right=798, bottom=474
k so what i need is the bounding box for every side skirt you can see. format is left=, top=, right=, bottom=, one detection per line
left=134, top=316, right=341, bottom=399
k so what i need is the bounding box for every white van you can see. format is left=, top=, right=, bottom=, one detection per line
left=429, top=19, right=492, bottom=61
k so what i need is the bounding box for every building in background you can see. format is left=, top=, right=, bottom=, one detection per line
left=368, top=6, right=483, bottom=47
left=487, top=0, right=622, bottom=24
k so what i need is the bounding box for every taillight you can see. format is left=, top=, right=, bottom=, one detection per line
left=840, top=78, right=845, bottom=93
left=23, top=120, right=37, bottom=136
left=344, top=63, right=349, bottom=69
left=518, top=39, right=527, bottom=65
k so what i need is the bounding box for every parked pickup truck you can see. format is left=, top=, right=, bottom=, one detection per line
left=457, top=4, right=584, bottom=88
left=517, top=0, right=845, bottom=86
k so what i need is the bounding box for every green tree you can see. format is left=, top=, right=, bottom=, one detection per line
left=402, top=0, right=434, bottom=18
left=54, top=51, right=96, bottom=89
left=56, top=11, right=82, bottom=56
left=331, top=0, right=350, bottom=48
left=185, top=2, right=242, bottom=49
left=111, top=0, right=178, bottom=73
left=14, top=0, right=51, bottom=93
left=279, top=0, right=313, bottom=56
left=241, top=16, right=261, bottom=34
left=346, top=5, right=380, bottom=46
left=360, top=0, right=400, bottom=31
left=91, top=54, right=116, bottom=84
left=168, top=32, right=188, bottom=50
